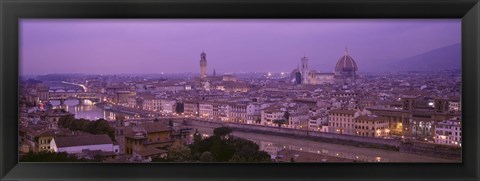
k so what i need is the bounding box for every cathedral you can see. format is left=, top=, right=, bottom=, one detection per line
left=291, top=47, right=359, bottom=85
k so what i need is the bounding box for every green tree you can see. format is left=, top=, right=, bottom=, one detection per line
left=193, top=129, right=202, bottom=144
left=20, top=151, right=89, bottom=162
left=93, top=119, right=115, bottom=141
left=168, top=141, right=191, bottom=162
left=213, top=127, right=232, bottom=139
left=209, top=136, right=235, bottom=162
left=189, top=133, right=271, bottom=163
left=58, top=117, right=115, bottom=141
left=199, top=151, right=215, bottom=162
left=58, top=115, right=75, bottom=128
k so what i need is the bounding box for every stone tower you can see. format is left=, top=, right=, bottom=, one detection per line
left=301, top=56, right=309, bottom=84
left=200, top=52, right=207, bottom=79
left=114, top=115, right=125, bottom=154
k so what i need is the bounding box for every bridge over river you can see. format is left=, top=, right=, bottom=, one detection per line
left=42, top=81, right=102, bottom=103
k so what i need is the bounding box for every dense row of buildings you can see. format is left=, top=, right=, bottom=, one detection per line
left=19, top=107, right=190, bottom=162
left=18, top=48, right=463, bottom=162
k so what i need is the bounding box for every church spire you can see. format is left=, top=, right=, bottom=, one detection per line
left=344, top=46, right=349, bottom=55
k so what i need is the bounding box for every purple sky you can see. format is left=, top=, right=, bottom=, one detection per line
left=20, top=19, right=460, bottom=75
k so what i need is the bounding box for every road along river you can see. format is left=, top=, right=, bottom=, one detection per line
left=191, top=124, right=457, bottom=163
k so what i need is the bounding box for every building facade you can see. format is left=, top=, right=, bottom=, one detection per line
left=354, top=115, right=390, bottom=137
left=434, top=119, right=462, bottom=146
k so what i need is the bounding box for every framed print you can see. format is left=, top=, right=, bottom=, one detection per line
left=1, top=0, right=479, bottom=181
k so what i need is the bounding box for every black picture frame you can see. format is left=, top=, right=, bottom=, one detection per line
left=1, top=0, right=479, bottom=180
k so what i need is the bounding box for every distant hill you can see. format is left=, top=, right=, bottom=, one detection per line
left=387, top=43, right=461, bottom=72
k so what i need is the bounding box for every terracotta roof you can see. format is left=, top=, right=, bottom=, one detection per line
left=53, top=134, right=113, bottom=148
left=262, top=105, right=284, bottom=113
left=335, top=49, right=358, bottom=72
left=354, top=115, right=384, bottom=121
left=329, top=109, right=357, bottom=115
left=135, top=147, right=168, bottom=157
left=140, top=122, right=173, bottom=133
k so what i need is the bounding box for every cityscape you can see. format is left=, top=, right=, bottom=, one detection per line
left=19, top=20, right=462, bottom=163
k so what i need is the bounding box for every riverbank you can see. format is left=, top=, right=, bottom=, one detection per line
left=91, top=104, right=461, bottom=162
left=230, top=131, right=456, bottom=162
left=182, top=119, right=461, bottom=162
left=275, top=149, right=354, bottom=162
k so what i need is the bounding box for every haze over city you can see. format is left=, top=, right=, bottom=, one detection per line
left=19, top=19, right=462, bottom=163
left=20, top=19, right=460, bottom=75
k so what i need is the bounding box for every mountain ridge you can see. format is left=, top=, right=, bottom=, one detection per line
left=360, top=43, right=461, bottom=72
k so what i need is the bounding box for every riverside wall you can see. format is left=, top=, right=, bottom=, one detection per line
left=182, top=119, right=461, bottom=160
left=183, top=119, right=401, bottom=149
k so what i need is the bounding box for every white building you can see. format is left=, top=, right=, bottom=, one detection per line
left=246, top=103, right=261, bottom=124
left=140, top=94, right=162, bottom=111
left=161, top=99, right=176, bottom=114
left=228, top=103, right=247, bottom=123
left=354, top=115, right=390, bottom=138
left=308, top=115, right=328, bottom=131
left=328, top=109, right=370, bottom=135
left=246, top=103, right=261, bottom=115
left=50, top=134, right=119, bottom=154
left=127, top=96, right=140, bottom=108
left=288, top=112, right=309, bottom=129
left=435, top=119, right=462, bottom=146
left=328, top=109, right=357, bottom=135
left=448, top=100, right=461, bottom=112
left=260, top=105, right=286, bottom=126
left=199, top=102, right=214, bottom=119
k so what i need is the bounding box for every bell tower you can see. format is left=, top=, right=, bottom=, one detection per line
left=301, top=56, right=309, bottom=84
left=200, top=51, right=207, bottom=79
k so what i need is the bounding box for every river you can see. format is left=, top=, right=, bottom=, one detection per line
left=49, top=99, right=135, bottom=121
left=55, top=101, right=458, bottom=163
left=190, top=125, right=457, bottom=163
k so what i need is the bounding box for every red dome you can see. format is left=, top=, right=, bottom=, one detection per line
left=335, top=49, right=358, bottom=72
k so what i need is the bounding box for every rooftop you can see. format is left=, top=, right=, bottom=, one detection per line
left=53, top=134, right=113, bottom=148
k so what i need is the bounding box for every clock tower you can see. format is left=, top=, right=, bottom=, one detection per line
left=200, top=52, right=207, bottom=79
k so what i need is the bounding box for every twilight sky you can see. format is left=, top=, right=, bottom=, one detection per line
left=20, top=19, right=461, bottom=75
